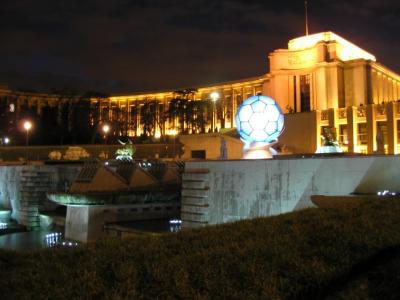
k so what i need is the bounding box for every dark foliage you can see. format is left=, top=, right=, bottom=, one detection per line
left=1, top=198, right=400, bottom=299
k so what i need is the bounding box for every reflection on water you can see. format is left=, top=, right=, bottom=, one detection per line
left=169, top=219, right=182, bottom=232
left=0, top=230, right=79, bottom=252
left=44, top=232, right=63, bottom=247
left=114, top=218, right=182, bottom=233
left=0, top=218, right=181, bottom=251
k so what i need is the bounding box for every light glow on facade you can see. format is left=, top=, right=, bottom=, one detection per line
left=288, top=31, right=376, bottom=61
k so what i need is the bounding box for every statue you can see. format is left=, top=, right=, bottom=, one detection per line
left=219, top=137, right=227, bottom=160
left=115, top=139, right=136, bottom=161
left=316, top=127, right=343, bottom=153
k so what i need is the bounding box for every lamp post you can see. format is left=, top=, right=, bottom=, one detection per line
left=102, top=124, right=110, bottom=159
left=102, top=124, right=110, bottom=145
left=23, top=121, right=32, bottom=146
left=171, top=129, right=177, bottom=159
left=210, top=92, right=219, bottom=132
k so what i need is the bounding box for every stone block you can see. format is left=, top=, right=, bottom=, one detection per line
left=181, top=189, right=209, bottom=198
left=181, top=212, right=208, bottom=223
left=181, top=196, right=209, bottom=206
left=182, top=180, right=209, bottom=189
left=181, top=204, right=208, bottom=214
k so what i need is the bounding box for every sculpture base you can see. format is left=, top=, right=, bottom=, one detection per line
left=242, top=142, right=277, bottom=159
left=315, top=145, right=343, bottom=154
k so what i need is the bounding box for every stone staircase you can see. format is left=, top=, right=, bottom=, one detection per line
left=181, top=169, right=210, bottom=228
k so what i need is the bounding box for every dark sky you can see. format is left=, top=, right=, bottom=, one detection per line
left=0, top=0, right=399, bottom=94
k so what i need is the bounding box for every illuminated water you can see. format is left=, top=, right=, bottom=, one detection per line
left=0, top=230, right=76, bottom=251
left=0, top=218, right=181, bottom=251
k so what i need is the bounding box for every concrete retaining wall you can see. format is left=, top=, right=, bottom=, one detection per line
left=0, top=164, right=81, bottom=229
left=181, top=155, right=400, bottom=228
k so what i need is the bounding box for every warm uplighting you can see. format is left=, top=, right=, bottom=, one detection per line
left=169, top=129, right=178, bottom=136
left=210, top=92, right=219, bottom=102
left=288, top=32, right=376, bottom=62
left=210, top=92, right=220, bottom=132
left=102, top=124, right=110, bottom=134
left=154, top=131, right=161, bottom=139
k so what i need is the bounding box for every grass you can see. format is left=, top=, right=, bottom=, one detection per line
left=0, top=197, right=400, bottom=299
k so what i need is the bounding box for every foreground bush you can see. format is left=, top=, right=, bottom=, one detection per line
left=0, top=197, right=400, bottom=299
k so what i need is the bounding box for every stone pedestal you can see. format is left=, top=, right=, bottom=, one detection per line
left=65, top=202, right=180, bottom=243
left=65, top=206, right=109, bottom=243
left=242, top=142, right=277, bottom=159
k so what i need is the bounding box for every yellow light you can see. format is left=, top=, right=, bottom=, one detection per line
left=23, top=121, right=32, bottom=131
left=154, top=132, right=161, bottom=139
left=169, top=129, right=178, bottom=136
left=211, top=92, right=219, bottom=102
left=102, top=124, right=110, bottom=134
left=288, top=32, right=376, bottom=62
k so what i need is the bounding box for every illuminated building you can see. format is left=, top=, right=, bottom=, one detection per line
left=91, top=31, right=400, bottom=156
left=1, top=31, right=400, bottom=156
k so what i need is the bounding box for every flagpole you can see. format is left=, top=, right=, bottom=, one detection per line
left=305, top=1, right=309, bottom=36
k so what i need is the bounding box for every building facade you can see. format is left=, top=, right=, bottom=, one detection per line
left=1, top=31, right=400, bottom=155
left=91, top=31, right=400, bottom=155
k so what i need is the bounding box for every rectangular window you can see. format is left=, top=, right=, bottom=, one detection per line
left=191, top=150, right=206, bottom=159
left=339, top=125, right=348, bottom=145
left=377, top=121, right=388, bottom=146
left=357, top=123, right=367, bottom=145
left=300, top=74, right=311, bottom=112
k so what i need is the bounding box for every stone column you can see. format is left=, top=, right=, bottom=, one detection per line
left=231, top=88, right=236, bottom=127
left=314, top=110, right=321, bottom=152
left=386, top=102, right=397, bottom=154
left=346, top=106, right=358, bottom=153
left=328, top=108, right=338, bottom=130
left=327, top=108, right=340, bottom=147
left=366, top=104, right=376, bottom=154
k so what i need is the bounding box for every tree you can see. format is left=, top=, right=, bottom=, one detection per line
left=167, top=88, right=198, bottom=134
left=140, top=100, right=158, bottom=138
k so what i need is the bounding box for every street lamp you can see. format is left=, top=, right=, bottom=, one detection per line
left=23, top=121, right=32, bottom=146
left=170, top=129, right=178, bottom=159
left=210, top=92, right=219, bottom=132
left=3, top=137, right=9, bottom=145
left=102, top=124, right=110, bottom=145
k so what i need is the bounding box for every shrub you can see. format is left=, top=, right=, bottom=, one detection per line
left=0, top=197, right=400, bottom=299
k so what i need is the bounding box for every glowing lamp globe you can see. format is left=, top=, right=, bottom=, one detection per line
left=236, top=95, right=284, bottom=159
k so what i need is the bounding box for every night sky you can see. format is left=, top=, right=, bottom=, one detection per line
left=0, top=0, right=399, bottom=95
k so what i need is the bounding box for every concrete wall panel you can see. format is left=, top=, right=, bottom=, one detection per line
left=182, top=156, right=400, bottom=228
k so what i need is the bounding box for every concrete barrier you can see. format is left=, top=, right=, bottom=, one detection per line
left=181, top=155, right=400, bottom=228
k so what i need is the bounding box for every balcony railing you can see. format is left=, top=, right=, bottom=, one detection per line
left=357, top=106, right=366, bottom=118
left=320, top=110, right=329, bottom=121
left=375, top=104, right=386, bottom=116
left=338, top=108, right=347, bottom=119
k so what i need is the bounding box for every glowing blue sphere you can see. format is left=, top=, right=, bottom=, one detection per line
left=236, top=95, right=284, bottom=143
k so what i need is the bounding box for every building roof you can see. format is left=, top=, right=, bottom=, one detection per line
left=287, top=31, right=376, bottom=62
